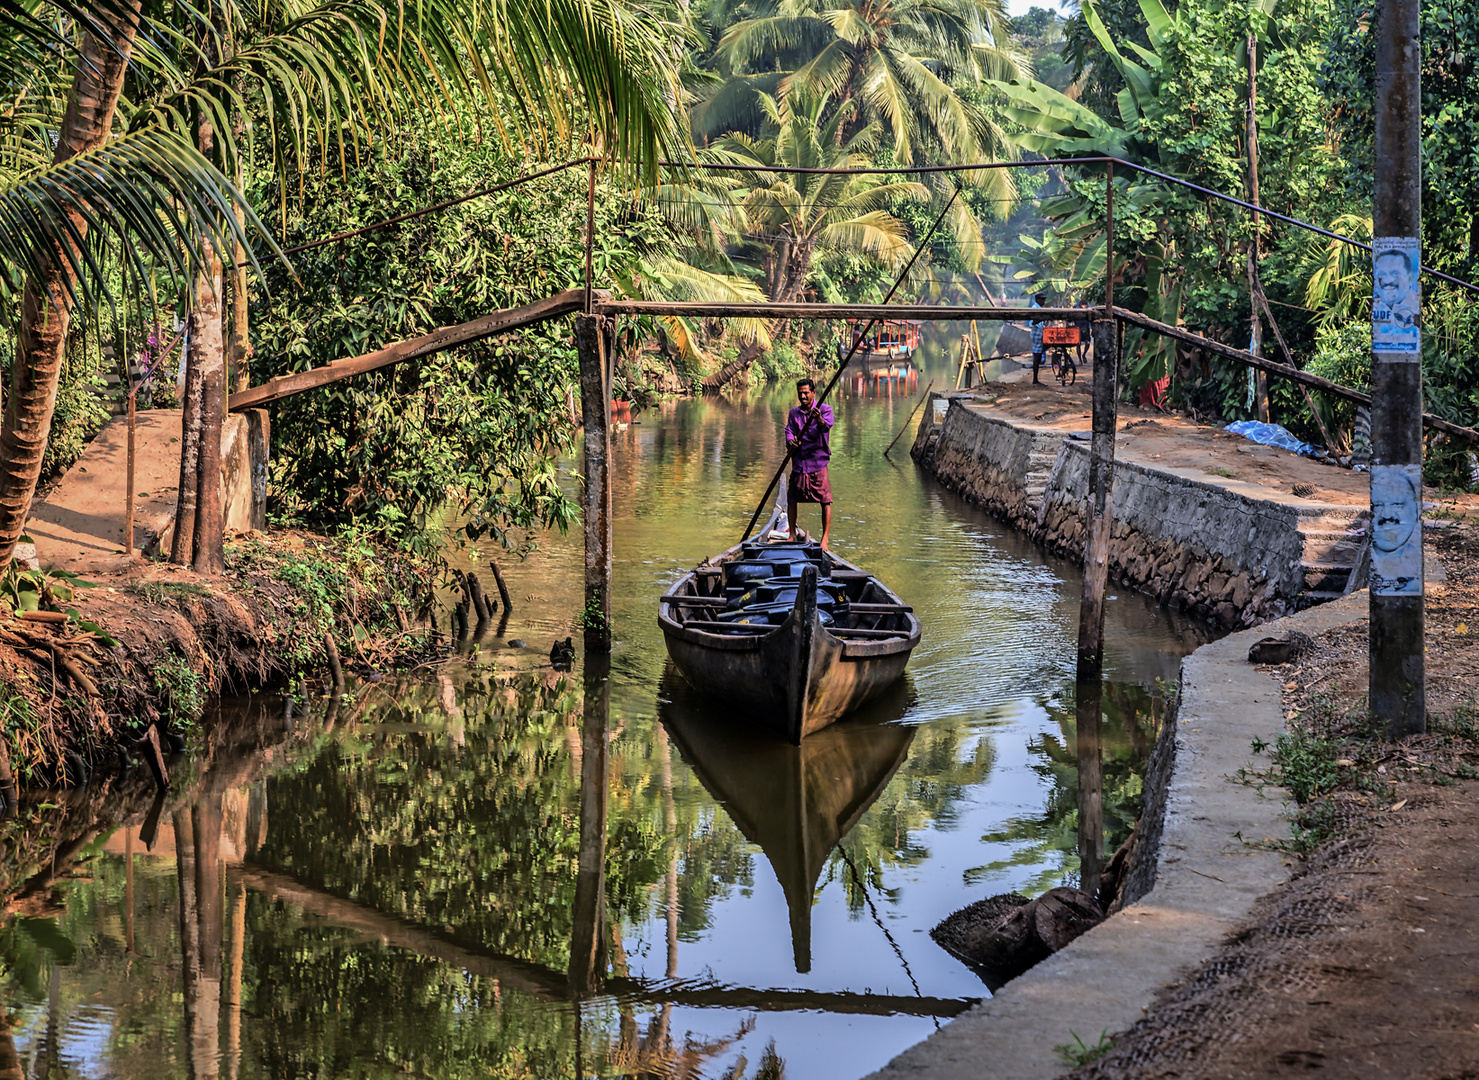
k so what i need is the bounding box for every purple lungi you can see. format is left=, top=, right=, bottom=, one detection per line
left=789, top=466, right=832, bottom=505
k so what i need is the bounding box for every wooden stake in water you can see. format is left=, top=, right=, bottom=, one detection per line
left=577, top=313, right=614, bottom=651
left=1074, top=317, right=1120, bottom=897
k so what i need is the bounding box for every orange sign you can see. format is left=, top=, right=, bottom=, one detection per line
left=1042, top=326, right=1080, bottom=345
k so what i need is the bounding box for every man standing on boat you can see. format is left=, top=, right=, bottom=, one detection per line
left=786, top=378, right=834, bottom=551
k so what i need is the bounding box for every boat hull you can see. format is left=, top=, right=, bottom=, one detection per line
left=658, top=545, right=920, bottom=743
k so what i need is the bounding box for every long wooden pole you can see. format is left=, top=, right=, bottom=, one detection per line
left=600, top=301, right=1085, bottom=321
left=1252, top=283, right=1337, bottom=450
left=1073, top=312, right=1119, bottom=898
left=1113, top=307, right=1478, bottom=443
left=883, top=379, right=934, bottom=459
left=583, top=158, right=597, bottom=314
left=740, top=191, right=961, bottom=541
left=228, top=289, right=589, bottom=411
left=577, top=313, right=613, bottom=651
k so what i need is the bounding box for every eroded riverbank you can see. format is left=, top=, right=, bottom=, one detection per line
left=0, top=530, right=437, bottom=793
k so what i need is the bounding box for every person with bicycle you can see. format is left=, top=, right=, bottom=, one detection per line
left=1029, top=292, right=1047, bottom=384
left=1075, top=300, right=1091, bottom=368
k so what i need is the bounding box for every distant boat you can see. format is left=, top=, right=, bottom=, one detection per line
left=658, top=537, right=921, bottom=743
left=660, top=673, right=917, bottom=973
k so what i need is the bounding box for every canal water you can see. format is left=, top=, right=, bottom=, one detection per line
left=0, top=374, right=1214, bottom=1079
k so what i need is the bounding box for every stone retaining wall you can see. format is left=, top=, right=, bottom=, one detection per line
left=914, top=393, right=1367, bottom=629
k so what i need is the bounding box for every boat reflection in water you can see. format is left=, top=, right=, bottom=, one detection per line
left=659, top=669, right=917, bottom=974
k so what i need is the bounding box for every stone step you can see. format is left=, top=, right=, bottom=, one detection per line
left=1297, top=589, right=1348, bottom=609
left=1301, top=565, right=1353, bottom=592
left=1299, top=531, right=1366, bottom=564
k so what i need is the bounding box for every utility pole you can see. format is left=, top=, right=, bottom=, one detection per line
left=1247, top=32, right=1269, bottom=424
left=1370, top=0, right=1424, bottom=735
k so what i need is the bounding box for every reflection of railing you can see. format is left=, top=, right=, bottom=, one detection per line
left=230, top=863, right=974, bottom=1018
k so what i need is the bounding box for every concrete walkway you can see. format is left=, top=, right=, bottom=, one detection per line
left=866, top=594, right=1372, bottom=1080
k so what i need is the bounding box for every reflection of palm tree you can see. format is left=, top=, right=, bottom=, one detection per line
left=967, top=681, right=1163, bottom=894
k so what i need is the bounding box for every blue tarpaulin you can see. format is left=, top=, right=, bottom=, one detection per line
left=1224, top=420, right=1325, bottom=459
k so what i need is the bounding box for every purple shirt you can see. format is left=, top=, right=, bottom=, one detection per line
left=786, top=403, right=834, bottom=473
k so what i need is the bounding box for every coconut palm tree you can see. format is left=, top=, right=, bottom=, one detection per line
left=719, top=91, right=931, bottom=303
left=700, top=0, right=1026, bottom=174
left=0, top=2, right=255, bottom=568
left=618, top=154, right=773, bottom=364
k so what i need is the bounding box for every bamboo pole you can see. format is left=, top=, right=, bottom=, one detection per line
left=740, top=191, right=961, bottom=541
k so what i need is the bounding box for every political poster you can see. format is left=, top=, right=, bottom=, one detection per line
left=1371, top=237, right=1421, bottom=358
left=1369, top=463, right=1423, bottom=596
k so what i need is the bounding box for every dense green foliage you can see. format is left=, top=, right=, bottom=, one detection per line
left=995, top=0, right=1478, bottom=473
left=249, top=127, right=667, bottom=548
left=12, top=0, right=1479, bottom=541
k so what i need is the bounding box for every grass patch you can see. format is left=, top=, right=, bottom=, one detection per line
left=124, top=580, right=213, bottom=603
left=151, top=655, right=203, bottom=732
left=0, top=681, right=44, bottom=785
left=1054, top=1029, right=1114, bottom=1067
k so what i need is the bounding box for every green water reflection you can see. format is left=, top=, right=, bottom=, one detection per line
left=0, top=375, right=1215, bottom=1079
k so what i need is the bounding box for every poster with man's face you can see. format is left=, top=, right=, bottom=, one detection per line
left=1369, top=463, right=1423, bottom=596
left=1371, top=237, right=1421, bottom=358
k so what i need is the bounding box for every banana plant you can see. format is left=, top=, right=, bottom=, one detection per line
left=990, top=0, right=1286, bottom=396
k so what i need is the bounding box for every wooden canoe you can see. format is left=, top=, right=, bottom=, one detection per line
left=657, top=537, right=921, bottom=743
left=660, top=672, right=916, bottom=973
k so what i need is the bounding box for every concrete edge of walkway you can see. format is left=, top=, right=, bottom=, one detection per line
left=866, top=592, right=1371, bottom=1080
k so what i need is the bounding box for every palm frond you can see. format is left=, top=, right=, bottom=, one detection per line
left=818, top=212, right=914, bottom=265
left=0, top=127, right=267, bottom=318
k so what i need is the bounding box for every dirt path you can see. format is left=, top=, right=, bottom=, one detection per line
left=971, top=370, right=1371, bottom=507
left=1069, top=518, right=1479, bottom=1079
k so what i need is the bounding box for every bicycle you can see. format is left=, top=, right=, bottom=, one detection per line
left=1043, top=326, right=1079, bottom=385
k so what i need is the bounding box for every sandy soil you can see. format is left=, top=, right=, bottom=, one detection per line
left=970, top=370, right=1372, bottom=506
left=1068, top=519, right=1479, bottom=1079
